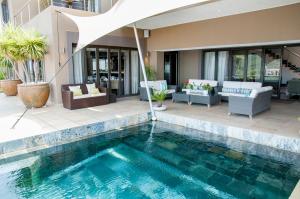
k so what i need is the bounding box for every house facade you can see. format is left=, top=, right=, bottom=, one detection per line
left=1, top=0, right=300, bottom=103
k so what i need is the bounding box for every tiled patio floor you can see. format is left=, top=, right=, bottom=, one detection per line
left=162, top=99, right=300, bottom=139
left=0, top=93, right=299, bottom=145
left=0, top=94, right=149, bottom=143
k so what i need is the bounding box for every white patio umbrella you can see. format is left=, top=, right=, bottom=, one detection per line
left=62, top=0, right=209, bottom=120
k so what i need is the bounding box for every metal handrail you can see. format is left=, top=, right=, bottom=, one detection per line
left=284, top=46, right=300, bottom=62
left=13, top=0, right=114, bottom=26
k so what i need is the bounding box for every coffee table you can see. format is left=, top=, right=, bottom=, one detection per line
left=172, top=92, right=190, bottom=104
left=189, top=94, right=221, bottom=108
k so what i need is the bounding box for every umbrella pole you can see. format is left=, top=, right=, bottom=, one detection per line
left=133, top=24, right=156, bottom=121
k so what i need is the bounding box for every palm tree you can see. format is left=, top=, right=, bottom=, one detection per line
left=22, top=30, right=47, bottom=83
left=0, top=54, right=13, bottom=80
left=0, top=24, right=47, bottom=83
left=0, top=24, right=24, bottom=81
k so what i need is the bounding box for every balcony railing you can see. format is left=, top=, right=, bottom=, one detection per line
left=13, top=0, right=114, bottom=26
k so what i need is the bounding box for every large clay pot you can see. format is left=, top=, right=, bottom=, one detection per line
left=0, top=79, right=22, bottom=96
left=18, top=82, right=50, bottom=108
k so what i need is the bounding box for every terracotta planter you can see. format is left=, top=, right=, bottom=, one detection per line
left=18, top=83, right=50, bottom=108
left=0, top=79, right=22, bottom=96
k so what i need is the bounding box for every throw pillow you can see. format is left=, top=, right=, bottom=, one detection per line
left=69, top=86, right=83, bottom=96
left=86, top=83, right=96, bottom=93
left=90, top=88, right=100, bottom=95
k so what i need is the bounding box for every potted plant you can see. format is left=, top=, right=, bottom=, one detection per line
left=145, top=65, right=157, bottom=81
left=182, top=80, right=194, bottom=94
left=0, top=26, right=22, bottom=96
left=151, top=90, right=167, bottom=111
left=201, top=83, right=214, bottom=96
left=65, top=0, right=75, bottom=8
left=0, top=24, right=49, bottom=108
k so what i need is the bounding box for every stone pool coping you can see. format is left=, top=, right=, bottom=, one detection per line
left=1, top=110, right=300, bottom=159
left=0, top=112, right=150, bottom=160
left=290, top=180, right=300, bottom=199
left=155, top=112, right=300, bottom=154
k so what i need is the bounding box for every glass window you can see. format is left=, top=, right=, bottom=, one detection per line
left=1, top=0, right=9, bottom=23
left=232, top=51, right=246, bottom=81
left=264, top=48, right=281, bottom=82
left=86, top=48, right=97, bottom=83
left=217, top=51, right=229, bottom=83
left=204, top=52, right=216, bottom=80
left=247, top=49, right=262, bottom=82
left=98, top=48, right=108, bottom=87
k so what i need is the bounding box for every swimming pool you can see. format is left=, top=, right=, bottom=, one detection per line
left=0, top=122, right=299, bottom=199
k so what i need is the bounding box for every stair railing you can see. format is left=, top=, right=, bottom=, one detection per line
left=284, top=47, right=300, bottom=63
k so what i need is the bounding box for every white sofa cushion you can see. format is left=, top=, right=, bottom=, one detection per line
left=188, top=79, right=218, bottom=87
left=249, top=86, right=273, bottom=98
left=223, top=81, right=262, bottom=89
left=241, top=82, right=262, bottom=89
left=140, top=80, right=168, bottom=91
left=73, top=93, right=106, bottom=100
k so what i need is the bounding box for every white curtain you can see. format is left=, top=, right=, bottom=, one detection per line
left=131, top=50, right=139, bottom=94
left=123, top=50, right=130, bottom=95
left=73, top=49, right=84, bottom=83
left=204, top=52, right=215, bottom=80
left=217, top=51, right=229, bottom=83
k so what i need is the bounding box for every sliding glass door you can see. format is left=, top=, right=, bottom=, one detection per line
left=247, top=49, right=262, bottom=82
left=98, top=48, right=108, bottom=88
left=264, top=48, right=282, bottom=97
left=86, top=48, right=97, bottom=83
left=232, top=51, right=246, bottom=81
left=164, top=52, right=178, bottom=85
left=74, top=46, right=140, bottom=97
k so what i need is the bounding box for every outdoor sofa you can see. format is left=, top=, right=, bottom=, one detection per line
left=287, top=79, right=300, bottom=97
left=61, top=84, right=108, bottom=110
left=218, top=81, right=262, bottom=101
left=139, top=80, right=177, bottom=101
left=228, top=86, right=273, bottom=119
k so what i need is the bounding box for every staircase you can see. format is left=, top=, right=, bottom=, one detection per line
left=280, top=47, right=300, bottom=87
left=282, top=47, right=300, bottom=76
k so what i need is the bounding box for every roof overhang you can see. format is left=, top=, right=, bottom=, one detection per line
left=62, top=0, right=210, bottom=52
left=134, top=0, right=300, bottom=30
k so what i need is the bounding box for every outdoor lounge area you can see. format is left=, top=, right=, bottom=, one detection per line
left=1, top=0, right=300, bottom=198
left=1, top=93, right=299, bottom=154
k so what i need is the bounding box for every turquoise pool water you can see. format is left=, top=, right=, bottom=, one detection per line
left=0, top=122, right=299, bottom=199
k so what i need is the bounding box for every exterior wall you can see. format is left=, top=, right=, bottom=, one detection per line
left=21, top=5, right=145, bottom=104
left=147, top=3, right=300, bottom=83
left=179, top=50, right=201, bottom=85
left=149, top=51, right=164, bottom=80
left=147, top=3, right=300, bottom=52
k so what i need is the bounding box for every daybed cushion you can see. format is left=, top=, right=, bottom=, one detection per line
left=73, top=93, right=106, bottom=100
